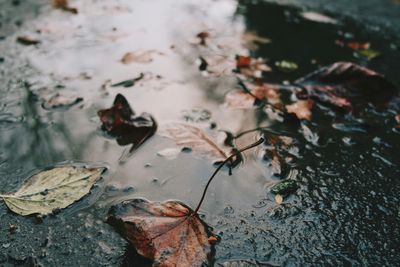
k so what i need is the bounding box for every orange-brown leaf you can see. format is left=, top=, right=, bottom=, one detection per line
left=108, top=199, right=214, bottom=267
left=285, top=99, right=314, bottom=120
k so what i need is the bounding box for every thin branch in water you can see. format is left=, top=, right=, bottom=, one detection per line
left=192, top=137, right=264, bottom=215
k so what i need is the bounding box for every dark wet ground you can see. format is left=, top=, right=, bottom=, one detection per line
left=0, top=0, right=399, bottom=266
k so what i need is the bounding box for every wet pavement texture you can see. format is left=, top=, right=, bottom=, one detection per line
left=0, top=0, right=399, bottom=266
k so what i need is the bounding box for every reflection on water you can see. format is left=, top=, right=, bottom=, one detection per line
left=0, top=0, right=399, bottom=266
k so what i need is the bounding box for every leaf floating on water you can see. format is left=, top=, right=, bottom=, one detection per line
left=275, top=60, right=298, bottom=73
left=120, top=50, right=163, bottom=64
left=0, top=165, right=104, bottom=216
left=16, top=36, right=40, bottom=45
left=236, top=55, right=271, bottom=78
left=301, top=11, right=338, bottom=24
left=156, top=147, right=181, bottom=160
left=107, top=198, right=215, bottom=267
left=159, top=122, right=229, bottom=162
left=98, top=94, right=157, bottom=152
left=285, top=99, right=314, bottom=120
left=295, top=62, right=398, bottom=110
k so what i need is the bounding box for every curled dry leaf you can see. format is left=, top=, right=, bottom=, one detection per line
left=159, top=122, right=229, bottom=162
left=98, top=94, right=157, bottom=151
left=107, top=198, right=214, bottom=267
left=294, top=62, right=398, bottom=110
left=301, top=11, right=338, bottom=24
left=0, top=165, right=104, bottom=216
left=285, top=99, right=314, bottom=120
left=120, top=50, right=164, bottom=64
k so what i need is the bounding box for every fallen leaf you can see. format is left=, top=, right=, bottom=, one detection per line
left=111, top=73, right=144, bottom=87
left=301, top=11, right=338, bottom=24
left=275, top=60, right=298, bottom=73
left=236, top=55, right=271, bottom=78
left=120, top=50, right=163, bottom=64
left=159, top=122, right=230, bottom=163
left=218, top=259, right=270, bottom=266
left=197, top=31, right=210, bottom=46
left=275, top=194, right=283, bottom=204
left=51, top=0, right=78, bottom=14
left=294, top=62, right=398, bottom=110
left=156, top=147, right=181, bottom=160
left=98, top=94, right=157, bottom=151
left=355, top=48, right=380, bottom=60
left=107, top=198, right=214, bottom=267
left=0, top=165, right=104, bottom=216
left=270, top=180, right=299, bottom=195
left=197, top=54, right=235, bottom=77
left=285, top=99, right=314, bottom=120
left=42, top=93, right=83, bottom=110
left=16, top=36, right=40, bottom=45
left=224, top=83, right=281, bottom=109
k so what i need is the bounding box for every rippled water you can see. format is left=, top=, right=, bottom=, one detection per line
left=0, top=0, right=399, bottom=266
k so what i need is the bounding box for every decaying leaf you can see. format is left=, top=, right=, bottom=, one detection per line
left=51, top=0, right=78, bottom=14
left=16, top=36, right=40, bottom=45
left=285, top=99, right=314, bottom=120
left=301, top=11, right=338, bottom=24
left=107, top=198, right=215, bottom=267
left=294, top=62, right=398, bottom=110
left=159, top=122, right=229, bottom=162
left=120, top=50, right=163, bottom=64
left=98, top=94, right=157, bottom=151
left=0, top=165, right=104, bottom=216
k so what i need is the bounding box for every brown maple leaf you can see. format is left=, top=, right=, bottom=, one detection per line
left=108, top=198, right=215, bottom=267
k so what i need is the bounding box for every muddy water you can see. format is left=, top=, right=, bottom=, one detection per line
left=0, top=0, right=399, bottom=266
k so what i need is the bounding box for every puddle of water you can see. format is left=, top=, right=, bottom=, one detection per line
left=0, top=0, right=399, bottom=266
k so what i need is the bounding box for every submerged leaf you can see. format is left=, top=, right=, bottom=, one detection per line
left=0, top=165, right=104, bottom=216
left=295, top=62, right=398, bottom=110
left=98, top=94, right=157, bottom=151
left=108, top=198, right=215, bottom=267
left=159, top=122, right=228, bottom=162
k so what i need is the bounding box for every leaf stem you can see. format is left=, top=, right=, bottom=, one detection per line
left=192, top=137, right=264, bottom=215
